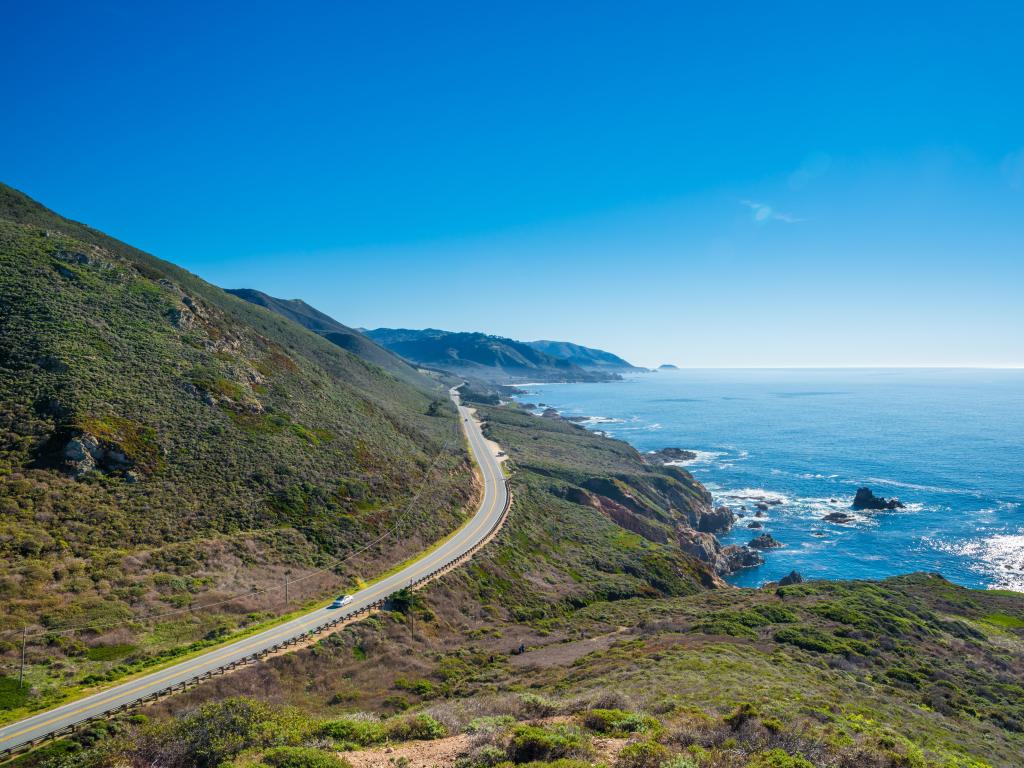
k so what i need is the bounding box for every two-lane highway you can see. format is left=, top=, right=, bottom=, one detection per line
left=0, top=386, right=508, bottom=755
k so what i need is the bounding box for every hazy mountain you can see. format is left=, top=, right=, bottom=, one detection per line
left=365, top=328, right=622, bottom=383
left=525, top=339, right=643, bottom=370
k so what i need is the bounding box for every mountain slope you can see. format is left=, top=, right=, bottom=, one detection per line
left=364, top=328, right=620, bottom=383
left=0, top=184, right=474, bottom=692
left=526, top=339, right=642, bottom=370
left=225, top=288, right=425, bottom=386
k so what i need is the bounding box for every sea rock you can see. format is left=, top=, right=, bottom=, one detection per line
left=747, top=521, right=763, bottom=529
left=852, top=487, right=905, bottom=510
left=824, top=511, right=854, bottom=524
left=541, top=408, right=560, bottom=419
left=697, top=505, right=736, bottom=534
left=719, top=545, right=764, bottom=573
left=779, top=570, right=803, bottom=586
left=677, top=528, right=721, bottom=565
left=677, top=530, right=763, bottom=575
left=755, top=502, right=769, bottom=511
left=643, top=447, right=698, bottom=466
left=748, top=533, right=783, bottom=549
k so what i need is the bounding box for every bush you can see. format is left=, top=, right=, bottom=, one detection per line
left=386, top=713, right=448, bottom=741
left=321, top=716, right=386, bottom=746
left=581, top=709, right=660, bottom=736
left=262, top=746, right=353, bottom=768
left=745, top=749, right=816, bottom=768
left=615, top=740, right=670, bottom=768
left=507, top=724, right=593, bottom=763
left=658, top=756, right=698, bottom=768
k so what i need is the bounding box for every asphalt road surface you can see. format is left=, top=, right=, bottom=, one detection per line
left=0, top=386, right=508, bottom=754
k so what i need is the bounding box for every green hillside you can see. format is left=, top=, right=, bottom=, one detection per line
left=22, top=399, right=1024, bottom=768
left=225, top=289, right=426, bottom=387
left=0, top=184, right=474, bottom=694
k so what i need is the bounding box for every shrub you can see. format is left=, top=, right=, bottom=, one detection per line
left=320, top=716, right=386, bottom=746
left=507, top=724, right=593, bottom=763
left=581, top=709, right=660, bottom=736
left=385, top=713, right=448, bottom=741
left=262, top=746, right=353, bottom=768
left=615, top=740, right=670, bottom=768
left=745, top=749, right=816, bottom=768
left=658, top=756, right=698, bottom=768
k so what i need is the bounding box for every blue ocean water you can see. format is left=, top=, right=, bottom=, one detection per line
left=512, top=369, right=1024, bottom=591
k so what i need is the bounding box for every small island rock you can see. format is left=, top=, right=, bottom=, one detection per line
left=852, top=486, right=905, bottom=511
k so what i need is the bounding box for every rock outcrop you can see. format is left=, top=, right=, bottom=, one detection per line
left=677, top=529, right=764, bottom=575
left=852, top=487, right=905, bottom=510
left=748, top=533, right=783, bottom=549
left=824, top=511, right=854, bottom=524
left=697, top=505, right=735, bottom=534
left=643, top=447, right=698, bottom=466
left=63, top=432, right=133, bottom=480
left=779, top=570, right=803, bottom=586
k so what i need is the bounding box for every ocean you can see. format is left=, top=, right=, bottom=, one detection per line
left=511, top=368, right=1024, bottom=591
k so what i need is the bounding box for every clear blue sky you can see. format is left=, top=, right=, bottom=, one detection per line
left=4, top=2, right=1023, bottom=367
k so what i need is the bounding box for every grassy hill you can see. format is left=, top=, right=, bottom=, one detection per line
left=225, top=289, right=427, bottom=387
left=0, top=184, right=475, bottom=700
left=364, top=328, right=622, bottom=383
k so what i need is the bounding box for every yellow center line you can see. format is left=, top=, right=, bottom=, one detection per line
left=1, top=407, right=504, bottom=745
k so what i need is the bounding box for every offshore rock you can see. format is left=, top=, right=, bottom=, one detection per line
left=852, top=486, right=905, bottom=510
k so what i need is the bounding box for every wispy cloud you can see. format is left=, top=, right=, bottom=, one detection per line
left=741, top=200, right=803, bottom=224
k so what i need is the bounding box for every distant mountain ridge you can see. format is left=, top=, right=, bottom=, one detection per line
left=525, top=339, right=643, bottom=371
left=364, top=328, right=628, bottom=383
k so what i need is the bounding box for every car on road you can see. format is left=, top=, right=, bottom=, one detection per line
left=328, top=594, right=354, bottom=609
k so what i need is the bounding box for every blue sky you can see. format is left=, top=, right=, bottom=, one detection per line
left=3, top=2, right=1023, bottom=367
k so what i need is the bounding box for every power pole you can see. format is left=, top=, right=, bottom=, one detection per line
left=284, top=572, right=290, bottom=605
left=19, top=626, right=27, bottom=688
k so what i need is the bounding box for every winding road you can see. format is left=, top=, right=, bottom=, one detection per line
left=0, top=386, right=508, bottom=756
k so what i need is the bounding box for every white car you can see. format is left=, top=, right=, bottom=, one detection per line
left=328, top=594, right=354, bottom=609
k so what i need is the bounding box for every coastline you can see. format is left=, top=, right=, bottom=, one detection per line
left=508, top=370, right=1024, bottom=592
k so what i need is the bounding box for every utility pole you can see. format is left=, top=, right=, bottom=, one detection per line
left=19, top=626, right=27, bottom=689
left=284, top=571, right=290, bottom=605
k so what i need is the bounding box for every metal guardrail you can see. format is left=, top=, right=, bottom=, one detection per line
left=0, top=479, right=512, bottom=762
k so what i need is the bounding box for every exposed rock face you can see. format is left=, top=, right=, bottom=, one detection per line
left=643, top=447, right=698, bottom=466
left=564, top=487, right=669, bottom=544
left=748, top=533, right=783, bottom=549
left=779, top=570, right=803, bottom=586
left=677, top=528, right=722, bottom=565
left=720, top=545, right=764, bottom=572
left=852, top=487, right=905, bottom=510
left=541, top=408, right=560, bottom=419
left=697, top=505, right=735, bottom=534
left=677, top=529, right=763, bottom=575
left=63, top=433, right=133, bottom=479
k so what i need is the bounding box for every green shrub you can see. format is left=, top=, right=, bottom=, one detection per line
left=385, top=713, right=447, bottom=741
left=320, top=716, right=386, bottom=746
left=615, top=740, right=670, bottom=768
left=581, top=709, right=660, bottom=736
left=262, top=746, right=353, bottom=768
left=507, top=724, right=593, bottom=763
left=658, top=756, right=698, bottom=768
left=745, top=749, right=816, bottom=768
